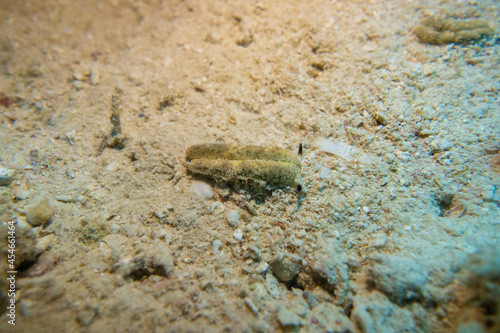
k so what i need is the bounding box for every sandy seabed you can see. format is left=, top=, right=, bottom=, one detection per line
left=0, top=1, right=499, bottom=332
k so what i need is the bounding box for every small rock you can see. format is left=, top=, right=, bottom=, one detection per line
left=303, top=291, right=319, bottom=309
left=310, top=241, right=350, bottom=300
left=36, top=234, right=55, bottom=252
left=368, top=255, right=427, bottom=305
left=430, top=138, right=453, bottom=154
left=227, top=210, right=240, bottom=227
left=265, top=274, right=282, bottom=299
left=212, top=240, right=222, bottom=255
left=374, top=111, right=388, bottom=125
left=55, top=195, right=82, bottom=203
left=191, top=181, right=212, bottom=199
left=270, top=253, right=302, bottom=283
left=25, top=197, right=52, bottom=227
left=154, top=210, right=167, bottom=220
left=201, top=281, right=215, bottom=292
left=371, top=233, right=386, bottom=247
left=351, top=304, right=376, bottom=333
left=245, top=298, right=259, bottom=316
left=73, top=80, right=85, bottom=90
left=319, top=166, right=331, bottom=179
left=129, top=72, right=144, bottom=86
left=77, top=307, right=97, bottom=327
left=310, top=303, right=354, bottom=332
left=246, top=201, right=258, bottom=215
left=149, top=243, right=174, bottom=277
left=0, top=165, right=15, bottom=186
left=422, top=63, right=434, bottom=76
left=27, top=250, right=56, bottom=277
left=456, top=321, right=487, bottom=333
left=90, top=64, right=100, bottom=85
left=16, top=190, right=31, bottom=200
left=277, top=307, right=304, bottom=328
left=243, top=245, right=262, bottom=262
left=66, top=170, right=75, bottom=179
left=66, top=130, right=77, bottom=145
left=233, top=229, right=243, bottom=241
left=210, top=201, right=225, bottom=215
left=254, top=261, right=269, bottom=274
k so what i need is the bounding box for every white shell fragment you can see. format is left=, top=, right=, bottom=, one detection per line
left=319, top=140, right=357, bottom=160
left=192, top=181, right=213, bottom=199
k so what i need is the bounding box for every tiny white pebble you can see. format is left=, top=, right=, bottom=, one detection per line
left=227, top=210, right=240, bottom=227
left=362, top=206, right=370, bottom=214
left=371, top=233, right=386, bottom=247
left=291, top=238, right=304, bottom=247
left=0, top=165, right=15, bottom=186
left=233, top=229, right=243, bottom=241
left=212, top=240, right=222, bottom=255
left=192, top=181, right=213, bottom=199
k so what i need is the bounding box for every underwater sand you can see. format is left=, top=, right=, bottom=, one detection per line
left=0, top=0, right=499, bottom=332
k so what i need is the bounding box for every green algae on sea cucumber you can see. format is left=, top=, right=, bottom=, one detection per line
left=186, top=143, right=301, bottom=187
left=414, top=16, right=494, bottom=45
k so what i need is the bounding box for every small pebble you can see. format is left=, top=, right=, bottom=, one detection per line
left=319, top=166, right=331, bottom=179
left=55, top=195, right=81, bottom=203
left=0, top=165, right=15, bottom=186
left=27, top=250, right=56, bottom=277
left=73, top=80, right=85, bottom=90
left=16, top=190, right=31, bottom=200
left=66, top=130, right=77, bottom=145
left=233, top=229, right=243, bottom=241
left=129, top=72, right=144, bottom=86
left=245, top=298, right=259, bottom=316
left=212, top=240, right=222, bottom=255
left=25, top=196, right=52, bottom=227
left=227, top=210, right=240, bottom=227
left=90, top=64, right=100, bottom=85
left=255, top=261, right=269, bottom=274
left=277, top=307, right=304, bottom=328
left=243, top=245, right=262, bottom=262
left=192, top=181, right=212, bottom=199
left=302, top=291, right=319, bottom=309
left=77, top=308, right=97, bottom=327
left=270, top=253, right=302, bottom=283
left=371, top=233, right=386, bottom=247
left=210, top=201, right=225, bottom=215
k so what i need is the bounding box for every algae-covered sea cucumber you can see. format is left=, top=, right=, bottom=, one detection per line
left=186, top=143, right=301, bottom=187
left=414, top=16, right=495, bottom=45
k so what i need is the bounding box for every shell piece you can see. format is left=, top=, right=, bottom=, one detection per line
left=186, top=143, right=301, bottom=187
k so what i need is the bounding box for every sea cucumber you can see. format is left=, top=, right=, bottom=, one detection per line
left=186, top=143, right=301, bottom=187
left=414, top=16, right=494, bottom=45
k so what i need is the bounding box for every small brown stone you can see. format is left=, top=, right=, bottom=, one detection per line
left=25, top=197, right=52, bottom=227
